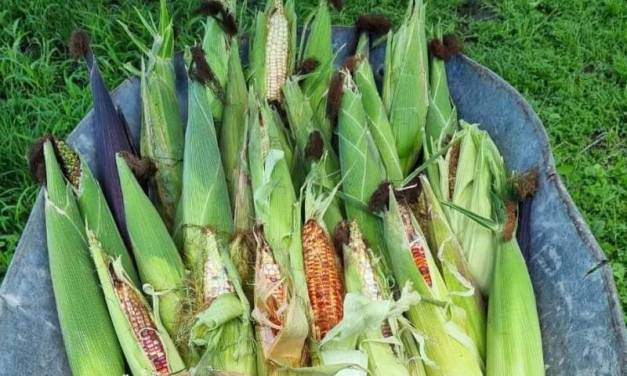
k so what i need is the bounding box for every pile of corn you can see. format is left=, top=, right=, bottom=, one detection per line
left=31, top=0, right=545, bottom=375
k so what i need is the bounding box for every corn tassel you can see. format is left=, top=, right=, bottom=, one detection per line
left=42, top=141, right=125, bottom=375
left=383, top=188, right=483, bottom=376
left=89, top=234, right=185, bottom=375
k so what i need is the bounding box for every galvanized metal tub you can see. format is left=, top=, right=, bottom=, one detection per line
left=0, top=28, right=625, bottom=376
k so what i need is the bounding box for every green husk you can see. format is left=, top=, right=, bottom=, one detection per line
left=174, top=75, right=257, bottom=374
left=416, top=175, right=486, bottom=360
left=282, top=78, right=343, bottom=232
left=383, top=189, right=483, bottom=376
left=116, top=154, right=186, bottom=337
left=88, top=234, right=186, bottom=375
left=436, top=122, right=507, bottom=294
left=487, top=222, right=545, bottom=376
left=221, top=42, right=254, bottom=231
left=200, top=0, right=237, bottom=122
left=337, top=71, right=390, bottom=269
left=43, top=141, right=125, bottom=376
left=383, top=0, right=429, bottom=175
left=352, top=35, right=404, bottom=185
left=127, top=0, right=183, bottom=230
left=424, top=27, right=457, bottom=153
left=340, top=221, right=413, bottom=376
left=248, top=93, right=310, bottom=369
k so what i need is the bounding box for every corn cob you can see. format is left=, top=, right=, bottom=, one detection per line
left=301, top=178, right=344, bottom=342
left=89, top=233, right=185, bottom=375
left=250, top=0, right=297, bottom=102
left=121, top=0, right=183, bottom=230
left=336, top=69, right=391, bottom=270
left=41, top=141, right=125, bottom=376
left=382, top=0, right=429, bottom=175
left=383, top=188, right=483, bottom=376
left=416, top=175, right=486, bottom=360
left=487, top=202, right=544, bottom=375
left=352, top=34, right=404, bottom=185
left=116, top=154, right=186, bottom=338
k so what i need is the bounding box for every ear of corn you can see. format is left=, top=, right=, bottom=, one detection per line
left=200, top=0, right=237, bottom=122
left=175, top=74, right=257, bottom=374
left=49, top=138, right=140, bottom=288
left=88, top=233, right=185, bottom=375
left=129, top=0, right=184, bottom=230
left=250, top=0, right=297, bottom=102
left=383, top=188, right=483, bottom=376
left=221, top=43, right=255, bottom=231
left=253, top=228, right=309, bottom=368
left=443, top=122, right=507, bottom=294
left=341, top=221, right=412, bottom=376
left=416, top=175, right=486, bottom=360
left=301, top=177, right=344, bottom=343
left=382, top=0, right=429, bottom=175
left=43, top=141, right=125, bottom=376
left=282, top=78, right=344, bottom=232
left=424, top=26, right=457, bottom=156
left=352, top=35, right=404, bottom=185
left=337, top=71, right=390, bottom=270
left=248, top=93, right=310, bottom=368
left=487, top=211, right=544, bottom=376
left=116, top=154, right=186, bottom=337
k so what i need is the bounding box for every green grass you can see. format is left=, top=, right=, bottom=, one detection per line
left=0, top=0, right=624, bottom=314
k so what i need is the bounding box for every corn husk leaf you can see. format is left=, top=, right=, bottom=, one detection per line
left=337, top=73, right=389, bottom=269
left=43, top=141, right=125, bottom=376
left=382, top=0, right=429, bottom=174
left=437, top=122, right=507, bottom=294
left=126, top=0, right=183, bottom=229
left=221, top=43, right=255, bottom=231
left=416, top=175, right=486, bottom=360
left=353, top=35, right=403, bottom=185
left=383, top=190, right=483, bottom=376
left=89, top=234, right=185, bottom=375
left=116, top=154, right=186, bottom=337
left=283, top=78, right=343, bottom=232
left=487, top=234, right=544, bottom=376
left=79, top=45, right=135, bottom=244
